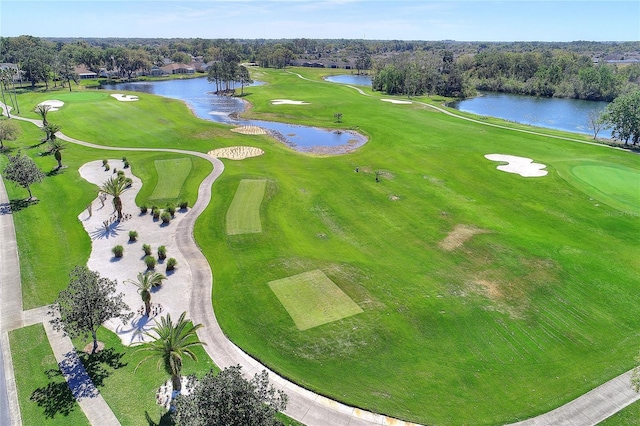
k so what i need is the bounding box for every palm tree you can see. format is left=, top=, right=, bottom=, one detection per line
left=125, top=271, right=166, bottom=316
left=34, top=103, right=51, bottom=126
left=47, top=137, right=65, bottom=169
left=99, top=175, right=130, bottom=220
left=135, top=312, right=205, bottom=392
left=42, top=122, right=61, bottom=143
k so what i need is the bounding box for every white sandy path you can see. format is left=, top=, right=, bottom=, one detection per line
left=110, top=94, right=139, bottom=102
left=381, top=98, right=412, bottom=104
left=78, top=160, right=191, bottom=345
left=271, top=99, right=310, bottom=105
left=485, top=154, right=548, bottom=177
left=38, top=100, right=64, bottom=111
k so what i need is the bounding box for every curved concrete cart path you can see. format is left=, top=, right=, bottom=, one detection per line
left=2, top=94, right=640, bottom=426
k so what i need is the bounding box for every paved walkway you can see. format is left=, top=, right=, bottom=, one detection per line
left=1, top=95, right=640, bottom=425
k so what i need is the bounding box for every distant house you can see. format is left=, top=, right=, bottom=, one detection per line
left=75, top=65, right=97, bottom=79
left=302, top=62, right=325, bottom=68
left=149, top=66, right=166, bottom=77
left=0, top=63, right=21, bottom=81
left=160, top=63, right=195, bottom=75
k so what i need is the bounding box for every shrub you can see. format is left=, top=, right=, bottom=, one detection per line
left=122, top=156, right=127, bottom=162
left=166, top=257, right=177, bottom=271
left=104, top=163, right=110, bottom=171
left=112, top=245, right=124, bottom=258
left=152, top=208, right=160, bottom=219
left=117, top=170, right=125, bottom=177
left=179, top=200, right=188, bottom=210
left=139, top=205, right=148, bottom=214
left=144, top=255, right=156, bottom=270
left=102, top=159, right=108, bottom=166
left=142, top=244, right=152, bottom=256
left=151, top=204, right=159, bottom=211
left=124, top=177, right=133, bottom=188
left=123, top=160, right=130, bottom=169
left=160, top=211, right=172, bottom=224
left=166, top=203, right=176, bottom=216
left=157, top=245, right=167, bottom=260
left=128, top=230, right=138, bottom=242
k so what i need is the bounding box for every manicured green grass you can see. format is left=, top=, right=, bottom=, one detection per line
left=0, top=120, right=211, bottom=309
left=599, top=400, right=640, bottom=425
left=9, top=324, right=89, bottom=425
left=268, top=269, right=363, bottom=330
left=225, top=178, right=267, bottom=235
left=148, top=158, right=193, bottom=202
left=4, top=69, right=640, bottom=425
left=71, top=327, right=216, bottom=426
left=567, top=162, right=640, bottom=212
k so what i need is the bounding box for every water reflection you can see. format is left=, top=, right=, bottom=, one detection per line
left=103, top=78, right=366, bottom=153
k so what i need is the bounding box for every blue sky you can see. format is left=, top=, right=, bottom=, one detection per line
left=1, top=1, right=638, bottom=42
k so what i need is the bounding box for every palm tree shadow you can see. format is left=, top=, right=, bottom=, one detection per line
left=89, top=221, right=123, bottom=240
left=145, top=410, right=174, bottom=425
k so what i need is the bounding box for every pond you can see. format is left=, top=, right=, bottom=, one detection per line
left=103, top=77, right=367, bottom=154
left=449, top=91, right=611, bottom=137
left=325, top=74, right=372, bottom=86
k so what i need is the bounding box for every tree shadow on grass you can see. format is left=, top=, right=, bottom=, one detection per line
left=145, top=410, right=174, bottom=426
left=0, top=198, right=40, bottom=215
left=29, top=347, right=127, bottom=419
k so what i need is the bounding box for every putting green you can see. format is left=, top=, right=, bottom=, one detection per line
left=149, top=158, right=192, bottom=200
left=566, top=163, right=640, bottom=213
left=226, top=179, right=266, bottom=235
left=268, top=270, right=363, bottom=330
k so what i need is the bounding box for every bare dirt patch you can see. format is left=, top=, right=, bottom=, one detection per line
left=208, top=146, right=265, bottom=160
left=439, top=224, right=489, bottom=251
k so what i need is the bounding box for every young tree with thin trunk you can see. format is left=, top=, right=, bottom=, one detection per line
left=34, top=103, right=51, bottom=126
left=49, top=266, right=133, bottom=354
left=2, top=151, right=45, bottom=199
left=135, top=312, right=205, bottom=392
left=0, top=119, right=21, bottom=150
left=126, top=271, right=166, bottom=317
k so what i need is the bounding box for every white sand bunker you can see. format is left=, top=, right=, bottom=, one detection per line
left=381, top=98, right=412, bottom=104
left=230, top=125, right=267, bottom=135
left=208, top=146, right=265, bottom=160
left=271, top=99, right=310, bottom=105
left=485, top=154, right=548, bottom=177
left=110, top=94, right=139, bottom=102
left=38, top=100, right=64, bottom=111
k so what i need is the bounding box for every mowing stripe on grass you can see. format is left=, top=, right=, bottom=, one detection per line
left=226, top=179, right=267, bottom=235
left=149, top=158, right=192, bottom=200
left=268, top=269, right=363, bottom=331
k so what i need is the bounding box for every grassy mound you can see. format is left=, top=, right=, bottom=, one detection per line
left=149, top=157, right=192, bottom=201
left=268, top=269, right=363, bottom=330
left=226, top=179, right=267, bottom=235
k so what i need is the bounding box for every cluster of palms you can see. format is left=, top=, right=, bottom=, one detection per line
left=128, top=271, right=204, bottom=393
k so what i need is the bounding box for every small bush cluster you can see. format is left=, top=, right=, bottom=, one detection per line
left=158, top=245, right=167, bottom=260
left=122, top=157, right=129, bottom=169
left=144, top=255, right=156, bottom=270
left=112, top=245, right=124, bottom=258
left=179, top=200, right=188, bottom=210
left=160, top=211, right=172, bottom=224
left=142, top=244, right=152, bottom=256
left=166, top=257, right=177, bottom=272
left=129, top=230, right=138, bottom=242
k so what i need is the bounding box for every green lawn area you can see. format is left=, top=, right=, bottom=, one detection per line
left=148, top=157, right=193, bottom=202
left=9, top=324, right=89, bottom=425
left=3, top=67, right=640, bottom=425
left=225, top=178, right=267, bottom=235
left=599, top=400, right=640, bottom=425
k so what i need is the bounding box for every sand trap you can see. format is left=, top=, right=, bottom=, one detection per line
left=110, top=94, right=139, bottom=102
left=38, top=100, right=64, bottom=111
left=271, top=99, right=310, bottom=105
left=485, top=154, right=548, bottom=177
left=439, top=224, right=489, bottom=251
left=381, top=98, right=412, bottom=104
left=208, top=146, right=264, bottom=160
left=77, top=159, right=191, bottom=346
left=230, top=125, right=267, bottom=135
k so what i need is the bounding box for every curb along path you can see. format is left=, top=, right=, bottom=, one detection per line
left=2, top=97, right=639, bottom=425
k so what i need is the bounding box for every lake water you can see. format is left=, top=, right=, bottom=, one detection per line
left=103, top=77, right=367, bottom=153
left=449, top=92, right=611, bottom=136
left=325, top=75, right=372, bottom=86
